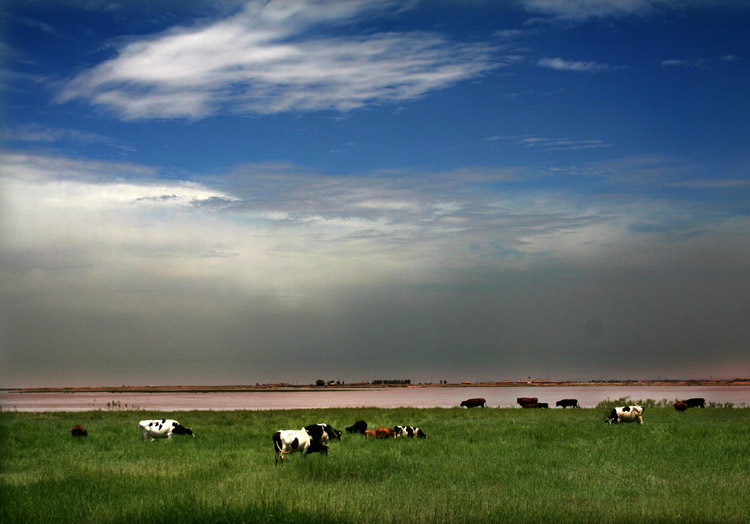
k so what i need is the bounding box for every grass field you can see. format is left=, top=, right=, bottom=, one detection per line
left=1, top=407, right=748, bottom=523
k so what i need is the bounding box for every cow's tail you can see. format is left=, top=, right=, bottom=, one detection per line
left=273, top=431, right=282, bottom=465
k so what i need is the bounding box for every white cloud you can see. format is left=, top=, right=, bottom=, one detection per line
left=57, top=0, right=502, bottom=119
left=519, top=0, right=739, bottom=20
left=537, top=57, right=612, bottom=72
left=5, top=150, right=745, bottom=300
left=517, top=136, right=611, bottom=151
left=521, top=0, right=657, bottom=20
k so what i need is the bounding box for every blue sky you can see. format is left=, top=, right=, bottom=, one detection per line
left=1, top=0, right=748, bottom=386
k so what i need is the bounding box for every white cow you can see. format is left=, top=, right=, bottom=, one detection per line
left=273, top=428, right=328, bottom=465
left=605, top=406, right=644, bottom=426
left=139, top=419, right=194, bottom=440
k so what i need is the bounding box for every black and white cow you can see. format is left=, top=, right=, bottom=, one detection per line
left=605, top=405, right=644, bottom=426
left=346, top=420, right=367, bottom=435
left=273, top=428, right=328, bottom=465
left=393, top=425, right=429, bottom=438
left=304, top=423, right=342, bottom=443
left=139, top=419, right=194, bottom=440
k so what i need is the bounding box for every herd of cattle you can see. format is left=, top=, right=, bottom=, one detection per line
left=69, top=397, right=708, bottom=463
left=273, top=421, right=428, bottom=464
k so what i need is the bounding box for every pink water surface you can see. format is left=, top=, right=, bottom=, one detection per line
left=1, top=386, right=747, bottom=412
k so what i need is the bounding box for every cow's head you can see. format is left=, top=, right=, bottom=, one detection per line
left=415, top=428, right=429, bottom=438
left=172, top=423, right=194, bottom=437
left=324, top=424, right=342, bottom=440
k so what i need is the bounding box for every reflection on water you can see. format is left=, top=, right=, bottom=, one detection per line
left=1, top=386, right=747, bottom=412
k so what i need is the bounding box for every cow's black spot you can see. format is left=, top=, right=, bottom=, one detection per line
left=407, top=427, right=414, bottom=437
left=623, top=406, right=630, bottom=412
left=304, top=424, right=324, bottom=442
left=291, top=438, right=299, bottom=450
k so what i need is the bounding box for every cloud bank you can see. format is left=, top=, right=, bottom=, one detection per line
left=2, top=151, right=748, bottom=385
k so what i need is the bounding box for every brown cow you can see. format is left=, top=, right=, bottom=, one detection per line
left=71, top=425, right=88, bottom=437
left=517, top=397, right=538, bottom=408
left=376, top=427, right=395, bottom=439
left=364, top=429, right=377, bottom=439
left=673, top=401, right=688, bottom=412
left=460, top=398, right=487, bottom=408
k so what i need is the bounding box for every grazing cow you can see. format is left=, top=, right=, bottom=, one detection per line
left=605, top=405, right=644, bottom=426
left=684, top=398, right=706, bottom=408
left=346, top=420, right=368, bottom=434
left=674, top=401, right=688, bottom=412
left=556, top=399, right=580, bottom=408
left=460, top=398, right=487, bottom=408
left=139, top=419, right=194, bottom=440
left=394, top=425, right=429, bottom=438
left=364, top=429, right=377, bottom=439
left=535, top=402, right=549, bottom=409
left=375, top=427, right=395, bottom=439
left=517, top=397, right=538, bottom=408
left=273, top=428, right=328, bottom=465
left=71, top=425, right=88, bottom=437
left=304, top=423, right=342, bottom=443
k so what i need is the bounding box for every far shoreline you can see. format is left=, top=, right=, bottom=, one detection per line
left=3, top=378, right=748, bottom=394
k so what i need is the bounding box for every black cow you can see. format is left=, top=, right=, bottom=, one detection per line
left=556, top=398, right=580, bottom=408
left=346, top=420, right=367, bottom=434
left=535, top=402, right=549, bottom=408
left=684, top=398, right=706, bottom=408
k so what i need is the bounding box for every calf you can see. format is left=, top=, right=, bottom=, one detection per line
left=535, top=402, right=549, bottom=409
left=139, top=419, right=194, bottom=440
left=605, top=405, right=644, bottom=426
left=684, top=398, right=706, bottom=408
left=673, top=401, right=688, bottom=412
left=460, top=398, right=486, bottom=408
left=375, top=427, right=395, bottom=439
left=273, top=428, right=328, bottom=465
left=71, top=425, right=88, bottom=437
left=364, top=429, right=377, bottom=439
left=556, top=398, right=580, bottom=408
left=517, top=397, right=538, bottom=408
left=394, top=425, right=429, bottom=438
left=346, top=420, right=367, bottom=434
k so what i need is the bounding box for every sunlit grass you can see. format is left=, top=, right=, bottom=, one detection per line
left=1, top=407, right=748, bottom=523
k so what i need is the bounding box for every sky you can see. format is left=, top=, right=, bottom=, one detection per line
left=1, top=0, right=748, bottom=387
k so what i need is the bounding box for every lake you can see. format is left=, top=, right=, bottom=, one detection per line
left=1, top=386, right=747, bottom=412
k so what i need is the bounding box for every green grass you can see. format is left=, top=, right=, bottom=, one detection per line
left=1, top=407, right=748, bottom=523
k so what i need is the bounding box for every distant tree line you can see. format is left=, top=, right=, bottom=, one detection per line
left=371, top=379, right=411, bottom=385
